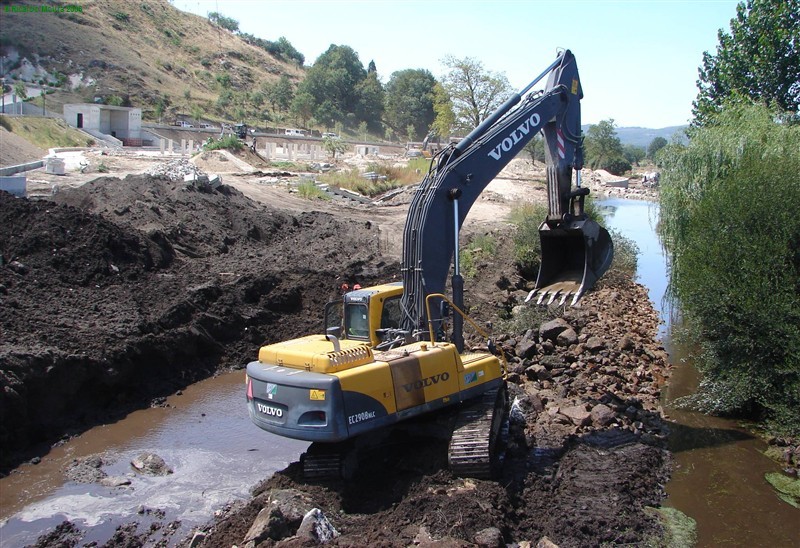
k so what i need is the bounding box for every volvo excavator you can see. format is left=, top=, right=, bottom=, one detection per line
left=245, top=50, right=613, bottom=480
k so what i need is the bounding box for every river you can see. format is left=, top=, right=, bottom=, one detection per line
left=0, top=371, right=309, bottom=546
left=600, top=197, right=800, bottom=547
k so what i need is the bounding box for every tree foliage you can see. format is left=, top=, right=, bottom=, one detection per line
left=647, top=136, right=668, bottom=159
left=441, top=56, right=513, bottom=133
left=431, top=82, right=455, bottom=140
left=295, top=45, right=381, bottom=131
left=659, top=103, right=800, bottom=432
left=207, top=11, right=239, bottom=32
left=692, top=0, right=800, bottom=126
left=584, top=119, right=630, bottom=174
left=384, top=69, right=436, bottom=140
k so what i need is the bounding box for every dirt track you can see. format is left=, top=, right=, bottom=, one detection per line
left=1, top=154, right=672, bottom=547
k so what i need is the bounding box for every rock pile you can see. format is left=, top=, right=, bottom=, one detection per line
left=144, top=159, right=207, bottom=182
left=502, top=280, right=670, bottom=449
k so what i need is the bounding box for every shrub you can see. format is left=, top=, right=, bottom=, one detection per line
left=296, top=180, right=330, bottom=201
left=659, top=103, right=800, bottom=433
left=203, top=135, right=244, bottom=151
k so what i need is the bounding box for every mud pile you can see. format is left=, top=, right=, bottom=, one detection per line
left=0, top=177, right=393, bottom=469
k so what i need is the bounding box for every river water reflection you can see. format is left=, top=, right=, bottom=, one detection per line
left=599, top=197, right=799, bottom=547
left=0, top=370, right=309, bottom=546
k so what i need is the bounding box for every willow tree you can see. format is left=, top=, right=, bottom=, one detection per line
left=659, top=103, right=800, bottom=432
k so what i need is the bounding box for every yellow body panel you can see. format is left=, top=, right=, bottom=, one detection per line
left=257, top=334, right=374, bottom=374
left=335, top=360, right=397, bottom=415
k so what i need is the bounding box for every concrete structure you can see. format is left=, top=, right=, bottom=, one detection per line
left=63, top=104, right=142, bottom=146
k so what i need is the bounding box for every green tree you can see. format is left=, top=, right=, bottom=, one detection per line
left=384, top=69, right=436, bottom=141
left=191, top=104, right=204, bottom=124
left=431, top=82, right=455, bottom=140
left=290, top=90, right=315, bottom=127
left=355, top=71, right=385, bottom=133
left=623, top=144, right=646, bottom=166
left=207, top=11, right=239, bottom=32
left=322, top=135, right=347, bottom=159
left=659, top=102, right=800, bottom=432
left=584, top=119, right=630, bottom=174
left=297, top=45, right=366, bottom=127
left=647, top=136, right=668, bottom=159
left=265, top=75, right=294, bottom=113
left=692, top=0, right=800, bottom=126
left=154, top=98, right=167, bottom=123
left=441, top=56, right=513, bottom=132
left=13, top=81, right=27, bottom=114
left=523, top=135, right=545, bottom=166
left=274, top=36, right=304, bottom=65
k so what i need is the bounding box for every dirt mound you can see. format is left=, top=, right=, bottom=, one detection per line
left=0, top=178, right=397, bottom=469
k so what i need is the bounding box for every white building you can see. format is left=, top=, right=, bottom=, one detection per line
left=63, top=104, right=142, bottom=145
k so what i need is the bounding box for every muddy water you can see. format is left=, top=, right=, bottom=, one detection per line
left=0, top=370, right=308, bottom=546
left=600, top=197, right=800, bottom=547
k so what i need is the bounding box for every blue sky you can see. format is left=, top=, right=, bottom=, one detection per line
left=173, top=0, right=741, bottom=128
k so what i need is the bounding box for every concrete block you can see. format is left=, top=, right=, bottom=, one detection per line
left=0, top=176, right=27, bottom=197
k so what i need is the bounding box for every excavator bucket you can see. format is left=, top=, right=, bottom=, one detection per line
left=527, top=218, right=614, bottom=306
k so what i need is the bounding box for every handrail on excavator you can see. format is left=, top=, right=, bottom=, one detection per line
left=424, top=293, right=508, bottom=377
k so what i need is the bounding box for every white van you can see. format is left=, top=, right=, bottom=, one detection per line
left=284, top=128, right=305, bottom=136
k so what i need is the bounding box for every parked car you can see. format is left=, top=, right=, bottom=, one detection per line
left=175, top=121, right=193, bottom=128
left=322, top=132, right=338, bottom=138
left=285, top=128, right=305, bottom=136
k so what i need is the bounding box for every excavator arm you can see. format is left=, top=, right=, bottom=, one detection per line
left=400, top=50, right=612, bottom=346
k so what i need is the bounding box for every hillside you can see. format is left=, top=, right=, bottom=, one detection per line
left=0, top=0, right=303, bottom=122
left=582, top=124, right=688, bottom=148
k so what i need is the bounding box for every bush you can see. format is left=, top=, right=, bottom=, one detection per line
left=459, top=233, right=497, bottom=279
left=203, top=135, right=244, bottom=151
left=659, top=103, right=800, bottom=433
left=296, top=180, right=330, bottom=201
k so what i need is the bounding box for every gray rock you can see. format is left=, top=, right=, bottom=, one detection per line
left=244, top=506, right=288, bottom=544
left=537, top=536, right=561, bottom=548
left=131, top=453, right=172, bottom=476
left=526, top=364, right=552, bottom=381
left=100, top=476, right=132, bottom=487
left=539, top=318, right=571, bottom=342
left=591, top=403, right=616, bottom=427
left=296, top=508, right=338, bottom=542
left=556, top=328, right=578, bottom=347
left=560, top=404, right=591, bottom=427
left=516, top=338, right=538, bottom=359
left=475, top=526, right=504, bottom=547
left=585, top=336, right=605, bottom=352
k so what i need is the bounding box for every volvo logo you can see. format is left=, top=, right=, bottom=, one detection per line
left=403, top=372, right=450, bottom=393
left=487, top=113, right=541, bottom=161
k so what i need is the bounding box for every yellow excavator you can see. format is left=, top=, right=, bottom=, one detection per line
left=245, top=50, right=613, bottom=479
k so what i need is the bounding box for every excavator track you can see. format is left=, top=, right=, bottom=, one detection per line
left=448, top=384, right=509, bottom=479
left=301, top=442, right=355, bottom=480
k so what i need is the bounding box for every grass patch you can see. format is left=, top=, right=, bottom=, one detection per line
left=765, top=472, right=800, bottom=508
left=460, top=233, right=497, bottom=279
left=1, top=116, right=92, bottom=148
left=318, top=158, right=430, bottom=198
left=296, top=180, right=330, bottom=201
left=203, top=135, right=244, bottom=151
left=647, top=506, right=697, bottom=548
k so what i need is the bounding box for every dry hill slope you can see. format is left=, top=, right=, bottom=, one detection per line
left=0, top=0, right=302, bottom=120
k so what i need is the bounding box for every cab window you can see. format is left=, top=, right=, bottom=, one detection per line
left=345, top=303, right=370, bottom=340
left=380, top=296, right=402, bottom=329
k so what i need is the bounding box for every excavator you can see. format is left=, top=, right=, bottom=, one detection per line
left=245, top=50, right=613, bottom=480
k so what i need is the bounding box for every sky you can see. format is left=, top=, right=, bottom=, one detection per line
left=172, top=0, right=742, bottom=129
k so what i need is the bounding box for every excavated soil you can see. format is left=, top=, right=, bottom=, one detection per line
left=2, top=158, right=672, bottom=547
